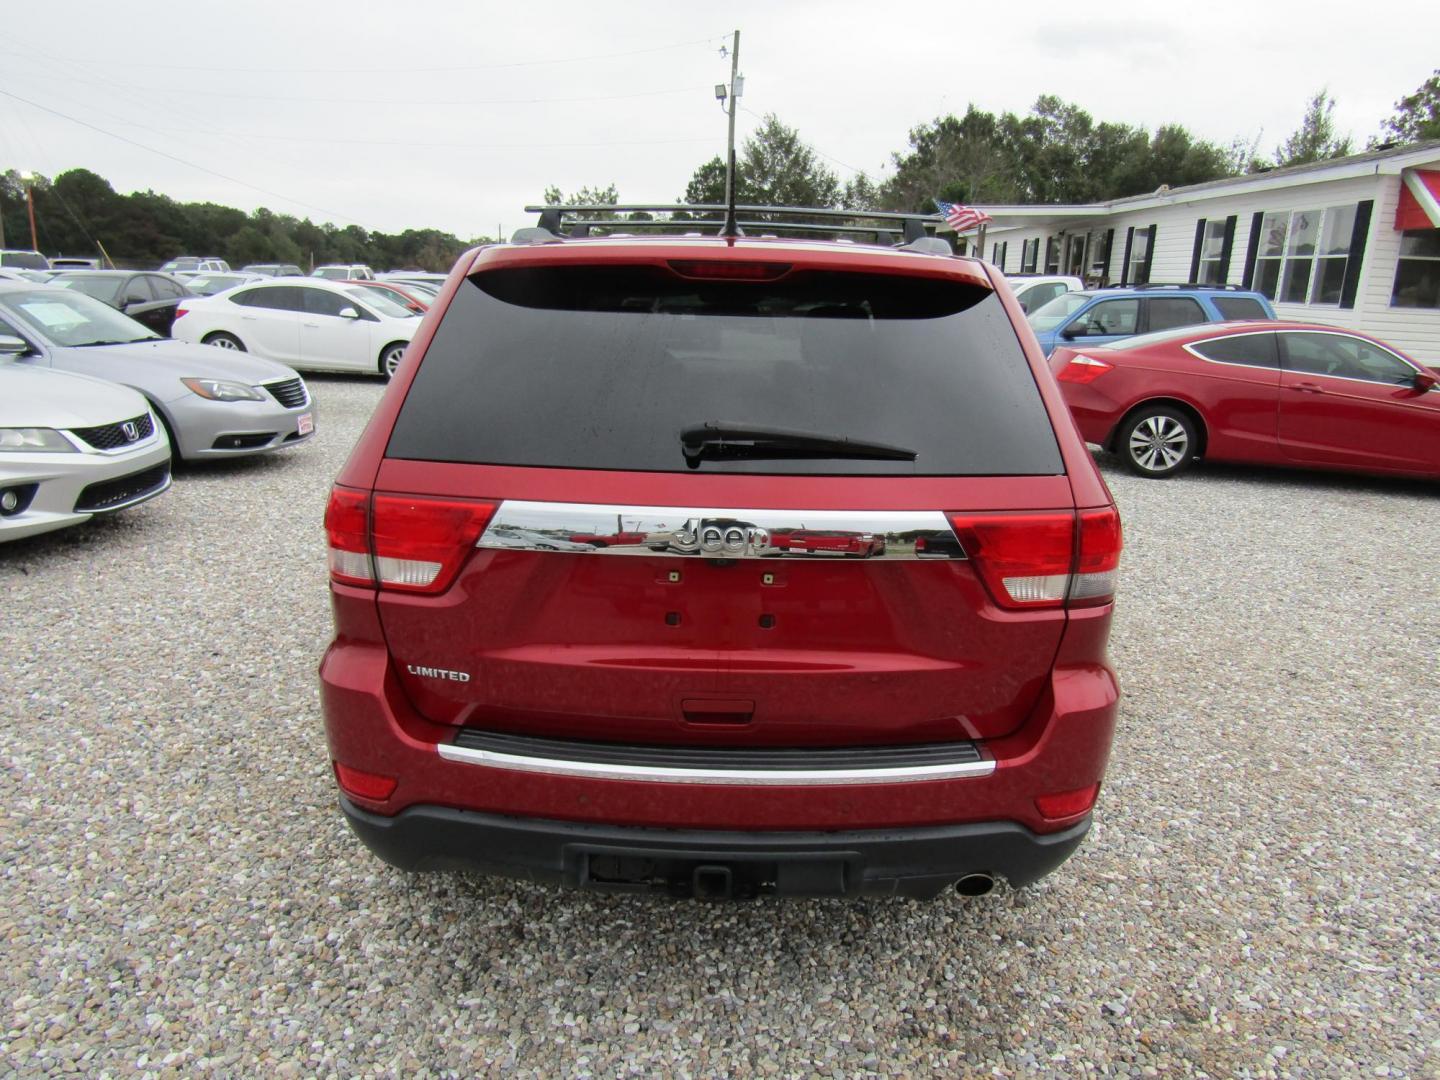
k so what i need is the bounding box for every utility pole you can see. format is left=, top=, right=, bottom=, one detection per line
left=718, top=30, right=741, bottom=235
left=21, top=173, right=38, bottom=252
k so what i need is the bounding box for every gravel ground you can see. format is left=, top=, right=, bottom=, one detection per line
left=1, top=374, right=1437, bottom=1078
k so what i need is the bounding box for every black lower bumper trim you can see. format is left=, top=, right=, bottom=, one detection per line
left=339, top=798, right=1090, bottom=900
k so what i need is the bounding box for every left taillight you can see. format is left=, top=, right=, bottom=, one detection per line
left=325, top=487, right=498, bottom=594
left=325, top=486, right=372, bottom=586
left=370, top=493, right=497, bottom=594
left=945, top=506, right=1122, bottom=610
left=1056, top=354, right=1114, bottom=383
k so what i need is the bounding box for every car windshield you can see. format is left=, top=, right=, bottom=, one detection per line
left=0, top=288, right=159, bottom=347
left=345, top=286, right=414, bottom=318
left=50, top=275, right=124, bottom=304
left=188, top=275, right=242, bottom=295
left=314, top=267, right=349, bottom=279
left=1027, top=292, right=1091, bottom=332
left=1, top=251, right=51, bottom=270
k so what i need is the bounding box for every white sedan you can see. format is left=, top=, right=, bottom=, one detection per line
left=171, top=278, right=420, bottom=377
left=0, top=357, right=172, bottom=542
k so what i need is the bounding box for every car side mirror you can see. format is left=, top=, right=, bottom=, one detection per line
left=0, top=334, right=29, bottom=355
left=338, top=307, right=360, bottom=319
left=1060, top=325, right=1079, bottom=340
left=1414, top=371, right=1437, bottom=392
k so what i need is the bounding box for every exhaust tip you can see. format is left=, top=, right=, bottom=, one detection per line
left=955, top=873, right=995, bottom=897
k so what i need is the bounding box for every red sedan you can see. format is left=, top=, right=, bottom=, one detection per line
left=345, top=280, right=429, bottom=315
left=1050, top=322, right=1440, bottom=479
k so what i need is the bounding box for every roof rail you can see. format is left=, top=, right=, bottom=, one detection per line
left=521, top=203, right=950, bottom=246
left=1123, top=282, right=1247, bottom=291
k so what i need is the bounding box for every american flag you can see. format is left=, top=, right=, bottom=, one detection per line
left=935, top=199, right=993, bottom=233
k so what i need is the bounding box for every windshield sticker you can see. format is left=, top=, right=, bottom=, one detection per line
left=17, top=302, right=86, bottom=331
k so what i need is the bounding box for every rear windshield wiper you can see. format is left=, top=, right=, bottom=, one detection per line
left=680, top=421, right=917, bottom=469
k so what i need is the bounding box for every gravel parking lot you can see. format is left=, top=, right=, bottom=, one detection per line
left=2, top=375, right=1436, bottom=1078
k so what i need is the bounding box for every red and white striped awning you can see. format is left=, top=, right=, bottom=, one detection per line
left=1396, top=169, right=1440, bottom=230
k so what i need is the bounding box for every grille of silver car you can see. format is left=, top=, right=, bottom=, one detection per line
left=264, top=378, right=309, bottom=409
left=70, top=413, right=155, bottom=451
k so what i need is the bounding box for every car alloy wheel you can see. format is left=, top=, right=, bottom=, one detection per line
left=1121, top=407, right=1197, bottom=478
left=380, top=344, right=407, bottom=378
left=203, top=332, right=245, bottom=352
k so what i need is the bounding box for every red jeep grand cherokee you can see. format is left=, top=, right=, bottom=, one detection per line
left=321, top=221, right=1122, bottom=900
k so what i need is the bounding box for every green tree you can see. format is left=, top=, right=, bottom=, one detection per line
left=1275, top=89, right=1353, bottom=167
left=736, top=113, right=840, bottom=210
left=1379, top=69, right=1440, bottom=144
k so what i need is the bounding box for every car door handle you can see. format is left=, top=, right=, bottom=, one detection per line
left=303, top=322, right=320, bottom=328
left=241, top=315, right=258, bottom=321
left=1290, top=382, right=1325, bottom=394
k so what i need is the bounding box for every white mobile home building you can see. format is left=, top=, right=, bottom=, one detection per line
left=978, top=141, right=1440, bottom=364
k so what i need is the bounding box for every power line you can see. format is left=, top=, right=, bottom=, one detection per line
left=0, top=85, right=374, bottom=228
left=0, top=33, right=730, bottom=76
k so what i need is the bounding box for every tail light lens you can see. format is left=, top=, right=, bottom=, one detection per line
left=946, top=507, right=1121, bottom=610
left=1056, top=354, right=1114, bottom=383
left=324, top=487, right=497, bottom=594
left=1070, top=507, right=1122, bottom=606
left=325, top=486, right=372, bottom=585
left=173, top=305, right=189, bottom=320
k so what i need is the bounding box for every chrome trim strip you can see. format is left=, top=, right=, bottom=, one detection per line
left=437, top=742, right=995, bottom=785
left=477, top=500, right=966, bottom=560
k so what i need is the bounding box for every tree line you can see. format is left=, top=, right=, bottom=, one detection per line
left=3, top=72, right=1436, bottom=269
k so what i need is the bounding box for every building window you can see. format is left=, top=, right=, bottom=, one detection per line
left=1021, top=238, right=1038, bottom=273
left=1253, top=205, right=1357, bottom=305
left=1391, top=229, right=1440, bottom=308
left=1197, top=219, right=1228, bottom=284
left=1044, top=236, right=1060, bottom=274
left=1127, top=227, right=1152, bottom=284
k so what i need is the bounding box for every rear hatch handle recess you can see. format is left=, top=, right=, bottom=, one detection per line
left=680, top=421, right=918, bottom=469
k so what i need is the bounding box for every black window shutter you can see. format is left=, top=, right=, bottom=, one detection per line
left=1338, top=200, right=1374, bottom=310
left=1219, top=215, right=1237, bottom=282
left=1141, top=224, right=1157, bottom=283
left=1241, top=211, right=1264, bottom=289
left=1189, top=219, right=1207, bottom=283
left=1099, top=228, right=1114, bottom=283
left=1120, top=227, right=1135, bottom=285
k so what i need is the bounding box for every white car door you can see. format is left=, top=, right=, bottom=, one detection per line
left=298, top=286, right=373, bottom=372
left=229, top=286, right=303, bottom=363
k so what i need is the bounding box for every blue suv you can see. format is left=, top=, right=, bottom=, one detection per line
left=1026, top=285, right=1277, bottom=357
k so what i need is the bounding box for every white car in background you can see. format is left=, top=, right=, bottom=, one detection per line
left=313, top=264, right=374, bottom=281
left=1005, top=274, right=1085, bottom=314
left=0, top=355, right=172, bottom=542
left=172, top=278, right=420, bottom=377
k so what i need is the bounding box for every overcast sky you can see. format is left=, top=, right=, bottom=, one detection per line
left=2, top=1, right=1434, bottom=242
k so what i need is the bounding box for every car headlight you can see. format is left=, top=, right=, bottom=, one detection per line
left=181, top=377, right=266, bottom=402
left=0, top=428, right=74, bottom=452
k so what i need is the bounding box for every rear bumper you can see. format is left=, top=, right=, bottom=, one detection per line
left=340, top=796, right=1091, bottom=899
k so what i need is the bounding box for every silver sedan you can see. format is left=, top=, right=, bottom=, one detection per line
left=0, top=361, right=172, bottom=542
left=0, top=283, right=315, bottom=460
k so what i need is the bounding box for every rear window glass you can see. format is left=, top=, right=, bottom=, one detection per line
left=1, top=251, right=50, bottom=270
left=1190, top=333, right=1278, bottom=367
left=386, top=264, right=1063, bottom=476
left=1213, top=295, right=1270, bottom=320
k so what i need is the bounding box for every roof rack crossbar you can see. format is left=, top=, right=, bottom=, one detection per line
left=524, top=203, right=943, bottom=225
left=541, top=218, right=909, bottom=237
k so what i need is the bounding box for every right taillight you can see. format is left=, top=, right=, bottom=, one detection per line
left=945, top=507, right=1121, bottom=610
left=1070, top=507, right=1122, bottom=607
left=1056, top=354, right=1114, bottom=383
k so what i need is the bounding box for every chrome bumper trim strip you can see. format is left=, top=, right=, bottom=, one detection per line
left=437, top=742, right=995, bottom=785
